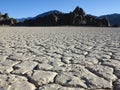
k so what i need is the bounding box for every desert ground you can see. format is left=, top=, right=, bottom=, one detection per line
left=0, top=27, right=120, bottom=90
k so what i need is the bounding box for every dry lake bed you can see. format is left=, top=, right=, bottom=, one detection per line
left=0, top=27, right=120, bottom=90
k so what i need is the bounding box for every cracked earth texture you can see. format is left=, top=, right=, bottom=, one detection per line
left=0, top=27, right=120, bottom=90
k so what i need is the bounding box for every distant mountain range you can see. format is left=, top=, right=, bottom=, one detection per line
left=0, top=6, right=119, bottom=27
left=17, top=10, right=63, bottom=22
left=17, top=17, right=32, bottom=22
left=17, top=11, right=120, bottom=27
left=16, top=7, right=110, bottom=27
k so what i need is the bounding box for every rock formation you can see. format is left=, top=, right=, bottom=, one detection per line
left=20, top=6, right=109, bottom=27
left=0, top=12, right=18, bottom=26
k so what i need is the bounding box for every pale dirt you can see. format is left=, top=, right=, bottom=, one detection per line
left=0, top=27, right=120, bottom=90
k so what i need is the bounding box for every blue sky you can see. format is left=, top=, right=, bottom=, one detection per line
left=0, top=0, right=119, bottom=18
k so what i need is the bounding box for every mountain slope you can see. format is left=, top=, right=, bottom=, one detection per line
left=17, top=10, right=63, bottom=22
left=17, top=17, right=32, bottom=22
left=99, top=13, right=120, bottom=26
left=35, top=10, right=63, bottom=18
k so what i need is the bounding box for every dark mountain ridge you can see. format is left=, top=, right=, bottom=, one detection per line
left=1, top=6, right=119, bottom=27
left=18, top=6, right=109, bottom=27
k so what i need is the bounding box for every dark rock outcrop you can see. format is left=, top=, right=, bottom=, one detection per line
left=0, top=13, right=18, bottom=26
left=85, top=15, right=110, bottom=27
left=19, top=6, right=110, bottom=27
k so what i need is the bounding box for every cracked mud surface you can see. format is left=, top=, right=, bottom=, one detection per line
left=0, top=27, right=120, bottom=90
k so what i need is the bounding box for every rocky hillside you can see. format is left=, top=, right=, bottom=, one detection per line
left=19, top=7, right=109, bottom=27
left=0, top=13, right=18, bottom=26
left=99, top=13, right=120, bottom=27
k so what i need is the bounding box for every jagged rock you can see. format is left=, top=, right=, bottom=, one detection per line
left=66, top=6, right=86, bottom=26
left=0, top=13, right=18, bottom=26
left=73, top=6, right=86, bottom=15
left=3, top=13, right=9, bottom=19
